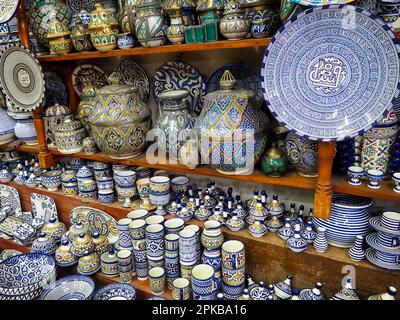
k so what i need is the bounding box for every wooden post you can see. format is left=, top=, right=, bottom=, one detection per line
left=16, top=0, right=54, bottom=168
left=314, top=142, right=336, bottom=219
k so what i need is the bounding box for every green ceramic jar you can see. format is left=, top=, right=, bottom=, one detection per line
left=261, top=144, right=288, bottom=177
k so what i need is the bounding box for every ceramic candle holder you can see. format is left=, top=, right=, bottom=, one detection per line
left=347, top=166, right=364, bottom=185
left=367, top=169, right=384, bottom=189
left=392, top=172, right=400, bottom=193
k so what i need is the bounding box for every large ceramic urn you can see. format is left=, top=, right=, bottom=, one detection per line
left=194, top=70, right=269, bottom=175
left=88, top=73, right=152, bottom=159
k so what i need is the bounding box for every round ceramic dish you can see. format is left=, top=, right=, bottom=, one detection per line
left=94, top=283, right=136, bottom=300
left=39, top=275, right=95, bottom=300
left=261, top=5, right=400, bottom=141
left=72, top=64, right=109, bottom=97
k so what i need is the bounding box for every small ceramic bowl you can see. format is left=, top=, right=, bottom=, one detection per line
left=347, top=166, right=364, bottom=186
left=392, top=172, right=400, bottom=193
left=117, top=32, right=135, bottom=49
left=171, top=176, right=190, bottom=193
left=94, top=283, right=137, bottom=300
left=39, top=275, right=95, bottom=300
left=367, top=169, right=385, bottom=189
left=42, top=170, right=62, bottom=191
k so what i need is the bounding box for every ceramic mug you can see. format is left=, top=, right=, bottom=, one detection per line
left=148, top=255, right=165, bottom=269
left=149, top=176, right=170, bottom=195
left=172, top=278, right=191, bottom=300
left=221, top=266, right=246, bottom=286
left=165, top=254, right=180, bottom=288
left=191, top=264, right=220, bottom=300
left=117, top=249, right=133, bottom=282
left=165, top=233, right=179, bottom=251
left=129, top=219, right=146, bottom=240
left=117, top=218, right=133, bottom=249
left=381, top=211, right=400, bottom=231
left=347, top=166, right=364, bottom=186
left=221, top=240, right=245, bottom=270
left=179, top=229, right=197, bottom=264
left=164, top=218, right=185, bottom=234
left=377, top=232, right=400, bottom=248
left=149, top=267, right=165, bottom=295
left=180, top=260, right=196, bottom=281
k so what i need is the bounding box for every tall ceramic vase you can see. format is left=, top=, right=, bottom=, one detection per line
left=135, top=0, right=166, bottom=47
left=28, top=0, right=73, bottom=47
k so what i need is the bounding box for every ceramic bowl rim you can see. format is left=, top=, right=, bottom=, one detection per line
left=164, top=218, right=184, bottom=229
left=149, top=176, right=170, bottom=184
left=127, top=209, right=149, bottom=219
left=117, top=218, right=133, bottom=226
left=117, top=249, right=132, bottom=259
left=172, top=277, right=190, bottom=289
left=192, top=264, right=214, bottom=280
left=179, top=229, right=195, bottom=238
left=171, top=176, right=190, bottom=185
left=183, top=224, right=199, bottom=233
left=39, top=275, right=95, bottom=300
left=222, top=240, right=244, bottom=253
left=94, top=283, right=136, bottom=300
left=348, top=166, right=364, bottom=173
left=129, top=219, right=146, bottom=229
left=146, top=223, right=164, bottom=233
left=145, top=215, right=165, bottom=225
left=165, top=233, right=179, bottom=241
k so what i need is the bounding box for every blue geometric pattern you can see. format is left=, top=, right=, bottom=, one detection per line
left=261, top=5, right=400, bottom=141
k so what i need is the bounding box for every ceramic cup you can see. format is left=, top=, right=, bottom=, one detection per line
left=114, top=170, right=136, bottom=188
left=145, top=223, right=165, bottom=259
left=171, top=176, right=190, bottom=193
left=377, top=231, right=400, bottom=248
left=133, top=248, right=148, bottom=281
left=347, top=166, right=364, bottom=186
left=164, top=218, right=185, bottom=234
left=98, top=190, right=114, bottom=203
left=149, top=267, right=165, bottom=295
left=179, top=229, right=197, bottom=264
left=148, top=255, right=165, bottom=269
left=367, top=169, right=384, bottom=189
left=117, top=218, right=133, bottom=250
left=221, top=240, right=245, bottom=270
left=165, top=254, right=180, bottom=288
left=127, top=209, right=149, bottom=220
left=149, top=176, right=170, bottom=195
left=392, top=172, right=400, bottom=193
left=376, top=250, right=400, bottom=265
left=172, top=277, right=191, bottom=300
left=165, top=233, right=179, bottom=252
left=381, top=211, right=400, bottom=231
left=180, top=260, right=196, bottom=281
left=129, top=219, right=146, bottom=240
left=153, top=170, right=169, bottom=177
left=191, top=264, right=220, bottom=300
left=117, top=249, right=133, bottom=282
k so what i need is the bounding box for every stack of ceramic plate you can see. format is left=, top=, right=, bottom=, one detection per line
left=313, top=194, right=372, bottom=248
left=366, top=211, right=400, bottom=270
left=334, top=137, right=363, bottom=174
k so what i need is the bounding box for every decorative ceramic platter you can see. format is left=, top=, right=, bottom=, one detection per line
left=72, top=64, right=108, bottom=97
left=70, top=206, right=118, bottom=243
left=0, top=184, right=21, bottom=215
left=31, top=193, right=58, bottom=223
left=114, top=59, right=150, bottom=102
left=0, top=0, right=19, bottom=24
left=0, top=216, right=24, bottom=237
left=44, top=71, right=68, bottom=109
left=206, top=64, right=264, bottom=109
left=0, top=45, right=45, bottom=112
left=261, top=5, right=400, bottom=141
left=154, top=61, right=206, bottom=115
left=365, top=248, right=400, bottom=270
left=291, top=0, right=352, bottom=5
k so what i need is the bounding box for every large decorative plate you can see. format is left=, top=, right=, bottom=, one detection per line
left=291, top=0, right=352, bottom=5
left=0, top=0, right=19, bottom=24
left=31, top=193, right=58, bottom=223
left=0, top=184, right=22, bottom=215
left=0, top=44, right=45, bottom=112
left=206, top=64, right=264, bottom=109
left=44, top=71, right=68, bottom=109
left=113, top=59, right=150, bottom=102
left=154, top=61, right=206, bottom=115
left=72, top=64, right=108, bottom=97
left=70, top=206, right=118, bottom=243
left=261, top=5, right=400, bottom=141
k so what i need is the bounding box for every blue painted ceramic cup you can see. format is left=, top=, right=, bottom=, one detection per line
left=149, top=267, right=165, bottom=295
left=172, top=278, right=191, bottom=300
left=117, top=218, right=133, bottom=249
left=347, top=166, right=364, bottom=186
left=367, top=169, right=384, bottom=189
left=149, top=176, right=170, bottom=195
left=392, top=172, right=400, bottom=193
left=381, top=211, right=400, bottom=231
left=114, top=170, right=136, bottom=188
left=377, top=231, right=400, bottom=248
left=178, top=229, right=197, bottom=264
left=221, top=240, right=245, bottom=270
left=129, top=219, right=146, bottom=240
left=145, top=224, right=165, bottom=258
left=164, top=218, right=185, bottom=235
left=191, top=264, right=220, bottom=300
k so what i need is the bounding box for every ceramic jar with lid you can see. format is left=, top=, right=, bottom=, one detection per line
left=44, top=103, right=70, bottom=147
left=78, top=83, right=96, bottom=134
left=0, top=108, right=16, bottom=146
left=100, top=247, right=119, bottom=277
left=54, top=114, right=87, bottom=154
left=88, top=73, right=151, bottom=159
left=154, top=90, right=195, bottom=159
left=92, top=232, right=111, bottom=255
left=194, top=70, right=269, bottom=175
left=71, top=16, right=93, bottom=52
left=14, top=116, right=38, bottom=146
left=135, top=0, right=166, bottom=48
left=78, top=251, right=101, bottom=275
left=42, top=217, right=67, bottom=243
left=261, top=143, right=288, bottom=177
left=88, top=2, right=120, bottom=52
left=55, top=238, right=78, bottom=267
left=71, top=233, right=96, bottom=257
left=220, top=0, right=250, bottom=40
left=31, top=232, right=57, bottom=254
left=47, top=17, right=73, bottom=55
left=68, top=221, right=90, bottom=241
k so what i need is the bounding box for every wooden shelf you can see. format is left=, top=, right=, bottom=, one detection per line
left=37, top=38, right=270, bottom=62
left=2, top=181, right=400, bottom=298
left=17, top=144, right=40, bottom=154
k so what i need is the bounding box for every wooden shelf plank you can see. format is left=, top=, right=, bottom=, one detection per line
left=37, top=39, right=270, bottom=62
left=17, top=144, right=41, bottom=154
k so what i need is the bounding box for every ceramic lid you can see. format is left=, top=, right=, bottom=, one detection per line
left=47, top=18, right=71, bottom=39
left=95, top=73, right=137, bottom=96
left=44, top=103, right=70, bottom=117
left=55, top=114, right=84, bottom=132
left=223, top=0, right=243, bottom=14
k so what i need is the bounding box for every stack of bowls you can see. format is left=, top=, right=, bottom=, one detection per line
left=333, top=137, right=363, bottom=174
left=0, top=253, right=56, bottom=300
left=366, top=211, right=400, bottom=270
left=313, top=194, right=372, bottom=248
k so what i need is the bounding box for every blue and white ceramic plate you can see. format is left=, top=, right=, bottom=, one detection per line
left=261, top=5, right=400, bottom=141
left=31, top=193, right=58, bottom=223
left=365, top=248, right=400, bottom=270
left=366, top=233, right=400, bottom=255
left=94, top=283, right=137, bottom=300
left=369, top=216, right=400, bottom=236
left=113, top=59, right=150, bottom=102
left=154, top=61, right=205, bottom=115
left=206, top=64, right=264, bottom=109
left=39, top=275, right=95, bottom=300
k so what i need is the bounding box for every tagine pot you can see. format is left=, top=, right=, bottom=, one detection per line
left=88, top=73, right=151, bottom=159
left=194, top=70, right=269, bottom=175
left=54, top=114, right=87, bottom=154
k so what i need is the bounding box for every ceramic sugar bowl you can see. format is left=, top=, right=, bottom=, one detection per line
left=31, top=232, right=58, bottom=255
left=78, top=251, right=101, bottom=275
left=54, top=114, right=87, bottom=154
left=89, top=73, right=152, bottom=159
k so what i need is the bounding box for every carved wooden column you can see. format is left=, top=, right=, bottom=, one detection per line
left=17, top=1, right=54, bottom=168
left=314, top=142, right=336, bottom=219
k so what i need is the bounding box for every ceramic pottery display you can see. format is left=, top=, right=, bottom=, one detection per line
left=47, top=17, right=73, bottom=55
left=194, top=70, right=269, bottom=175
left=334, top=136, right=363, bottom=174
left=134, top=0, right=166, bottom=48
left=361, top=109, right=398, bottom=174
left=153, top=61, right=205, bottom=115
left=261, top=143, right=288, bottom=177
left=28, top=0, right=73, bottom=47
left=285, top=132, right=318, bottom=177
left=0, top=108, right=16, bottom=145
left=378, top=1, right=400, bottom=28
left=113, top=59, right=150, bottom=102
left=54, top=114, right=87, bottom=154
left=0, top=45, right=45, bottom=113
left=72, top=64, right=108, bottom=97
left=154, top=89, right=196, bottom=159
left=0, top=253, right=56, bottom=300
left=71, top=16, right=93, bottom=52
left=261, top=5, right=400, bottom=141
left=313, top=194, right=372, bottom=248
left=77, top=84, right=96, bottom=134
left=88, top=73, right=151, bottom=159
left=220, top=0, right=250, bottom=40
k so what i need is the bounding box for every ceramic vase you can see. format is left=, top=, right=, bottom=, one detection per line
left=14, top=117, right=38, bottom=146
left=348, top=235, right=365, bottom=261
left=165, top=1, right=185, bottom=44
left=220, top=0, right=250, bottom=40
left=313, top=227, right=328, bottom=253
left=0, top=108, right=16, bottom=145
left=201, top=221, right=224, bottom=250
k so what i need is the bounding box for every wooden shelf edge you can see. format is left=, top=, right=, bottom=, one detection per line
left=16, top=144, right=40, bottom=154
left=37, top=38, right=270, bottom=62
